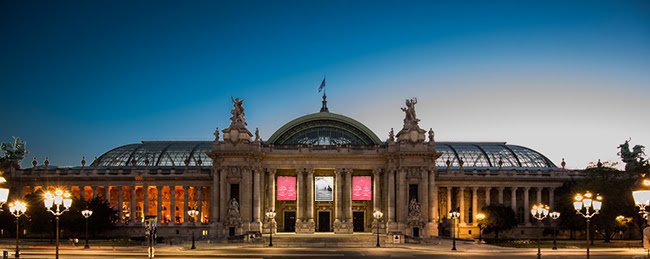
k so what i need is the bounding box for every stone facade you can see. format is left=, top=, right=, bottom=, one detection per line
left=4, top=98, right=579, bottom=240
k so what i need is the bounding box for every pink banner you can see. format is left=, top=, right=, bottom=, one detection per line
left=352, top=176, right=372, bottom=200
left=277, top=176, right=296, bottom=200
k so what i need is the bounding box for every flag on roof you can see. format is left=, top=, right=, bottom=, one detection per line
left=318, top=78, right=326, bottom=92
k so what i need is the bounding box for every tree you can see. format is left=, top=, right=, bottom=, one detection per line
left=560, top=161, right=637, bottom=243
left=60, top=197, right=118, bottom=238
left=482, top=204, right=518, bottom=239
left=23, top=190, right=54, bottom=240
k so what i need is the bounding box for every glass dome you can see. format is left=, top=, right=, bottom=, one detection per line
left=92, top=141, right=212, bottom=168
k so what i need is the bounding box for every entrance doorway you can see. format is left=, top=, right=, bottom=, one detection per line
left=353, top=211, right=364, bottom=232
left=318, top=211, right=330, bottom=232
left=284, top=211, right=296, bottom=232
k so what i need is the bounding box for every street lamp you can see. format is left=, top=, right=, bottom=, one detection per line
left=187, top=209, right=199, bottom=250
left=449, top=211, right=460, bottom=251
left=9, top=200, right=27, bottom=258
left=632, top=178, right=650, bottom=257
left=549, top=211, right=561, bottom=250
left=475, top=213, right=485, bottom=243
left=81, top=209, right=93, bottom=249
left=44, top=189, right=73, bottom=259
left=266, top=210, right=276, bottom=247
left=531, top=203, right=550, bottom=259
left=373, top=210, right=383, bottom=247
left=574, top=191, right=602, bottom=259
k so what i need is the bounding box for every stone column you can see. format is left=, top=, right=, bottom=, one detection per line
left=105, top=186, right=111, bottom=203
left=421, top=169, right=429, bottom=224
left=388, top=169, right=396, bottom=223
left=170, top=186, right=176, bottom=224
left=397, top=169, right=407, bottom=225
left=429, top=170, right=436, bottom=221
left=524, top=187, right=530, bottom=226
left=220, top=168, right=227, bottom=223
left=446, top=187, right=452, bottom=216
left=511, top=187, right=517, bottom=212
left=373, top=169, right=381, bottom=234
left=118, top=186, right=123, bottom=224
left=144, top=185, right=149, bottom=217
left=335, top=169, right=343, bottom=223
left=498, top=187, right=504, bottom=204
left=459, top=187, right=466, bottom=225
left=296, top=169, right=303, bottom=222
left=211, top=168, right=220, bottom=224
left=131, top=186, right=137, bottom=224
left=307, top=169, right=314, bottom=224
left=183, top=186, right=189, bottom=224
left=157, top=186, right=163, bottom=223
left=472, top=187, right=478, bottom=226
left=253, top=169, right=261, bottom=224
left=536, top=187, right=543, bottom=204
left=197, top=186, right=203, bottom=223
left=346, top=170, right=352, bottom=222
left=91, top=186, right=97, bottom=201
left=485, top=187, right=492, bottom=205
left=269, top=169, right=276, bottom=212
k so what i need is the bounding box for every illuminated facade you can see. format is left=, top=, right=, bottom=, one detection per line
left=6, top=97, right=577, bottom=239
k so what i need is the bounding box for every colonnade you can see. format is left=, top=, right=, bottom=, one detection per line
left=23, top=185, right=210, bottom=225
left=439, top=185, right=557, bottom=227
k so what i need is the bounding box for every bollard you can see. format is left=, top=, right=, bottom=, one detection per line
left=2, top=250, right=8, bottom=259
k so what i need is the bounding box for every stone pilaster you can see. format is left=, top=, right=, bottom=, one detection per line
left=252, top=168, right=261, bottom=232
left=459, top=187, right=466, bottom=226
left=170, top=186, right=176, bottom=224
left=183, top=186, right=189, bottom=224
left=485, top=187, right=492, bottom=205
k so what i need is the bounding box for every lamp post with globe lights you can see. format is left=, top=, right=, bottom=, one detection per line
left=574, top=191, right=602, bottom=259
left=475, top=213, right=485, bottom=243
left=373, top=210, right=383, bottom=247
left=549, top=211, right=560, bottom=250
left=187, top=209, right=199, bottom=249
left=449, top=211, right=460, bottom=251
left=44, top=189, right=73, bottom=259
left=9, top=200, right=27, bottom=258
left=81, top=209, right=93, bottom=249
left=632, top=177, right=650, bottom=257
left=266, top=210, right=276, bottom=247
left=531, top=203, right=550, bottom=259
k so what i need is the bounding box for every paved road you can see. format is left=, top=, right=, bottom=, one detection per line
left=6, top=247, right=649, bottom=259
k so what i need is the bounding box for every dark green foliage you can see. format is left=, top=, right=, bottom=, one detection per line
left=482, top=204, right=518, bottom=238
left=557, top=162, right=638, bottom=242
left=23, top=190, right=54, bottom=239
left=60, top=197, right=118, bottom=238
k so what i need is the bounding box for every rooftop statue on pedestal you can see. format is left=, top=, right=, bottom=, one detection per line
left=230, top=97, right=247, bottom=128
left=0, top=137, right=28, bottom=170
left=221, top=97, right=253, bottom=146
left=396, top=98, right=427, bottom=144
left=401, top=98, right=420, bottom=130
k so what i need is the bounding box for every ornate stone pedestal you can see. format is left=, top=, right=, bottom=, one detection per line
left=295, top=219, right=315, bottom=234
left=334, top=220, right=353, bottom=234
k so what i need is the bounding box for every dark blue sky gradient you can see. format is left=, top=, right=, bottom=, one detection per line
left=1, top=1, right=649, bottom=168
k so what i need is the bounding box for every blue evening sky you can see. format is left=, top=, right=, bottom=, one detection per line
left=1, top=0, right=649, bottom=169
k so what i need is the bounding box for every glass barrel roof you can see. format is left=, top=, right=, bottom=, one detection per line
left=93, top=141, right=212, bottom=168
left=92, top=141, right=557, bottom=170
left=435, top=142, right=557, bottom=169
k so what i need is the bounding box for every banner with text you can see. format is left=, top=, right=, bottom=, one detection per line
left=277, top=176, right=296, bottom=200
left=352, top=176, right=372, bottom=200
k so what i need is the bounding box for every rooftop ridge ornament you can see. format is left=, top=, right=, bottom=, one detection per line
left=320, top=93, right=329, bottom=112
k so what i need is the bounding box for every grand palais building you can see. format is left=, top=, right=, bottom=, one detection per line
left=6, top=97, right=579, bottom=241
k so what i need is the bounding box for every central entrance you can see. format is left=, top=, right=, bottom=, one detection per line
left=353, top=211, right=365, bottom=232
left=318, top=211, right=330, bottom=232
left=284, top=211, right=296, bottom=232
